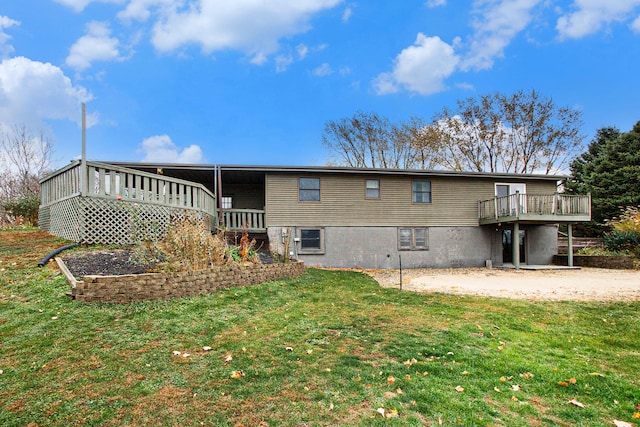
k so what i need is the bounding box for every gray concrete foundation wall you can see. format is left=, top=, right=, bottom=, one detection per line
left=524, top=224, right=558, bottom=265
left=269, top=226, right=494, bottom=269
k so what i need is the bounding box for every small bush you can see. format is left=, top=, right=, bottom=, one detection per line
left=603, top=230, right=640, bottom=255
left=3, top=194, right=40, bottom=225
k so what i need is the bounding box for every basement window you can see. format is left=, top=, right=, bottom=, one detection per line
left=398, top=227, right=429, bottom=251
left=298, top=228, right=325, bottom=254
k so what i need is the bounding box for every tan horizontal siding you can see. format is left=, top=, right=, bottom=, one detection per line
left=266, top=173, right=559, bottom=227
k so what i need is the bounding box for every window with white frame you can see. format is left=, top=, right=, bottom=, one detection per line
left=221, top=196, right=233, bottom=209
left=365, top=179, right=380, bottom=199
left=398, top=227, right=429, bottom=250
left=299, top=178, right=320, bottom=201
left=412, top=181, right=432, bottom=203
left=298, top=227, right=325, bottom=254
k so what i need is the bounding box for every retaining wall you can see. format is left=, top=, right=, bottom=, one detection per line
left=64, top=261, right=306, bottom=303
left=552, top=255, right=635, bottom=269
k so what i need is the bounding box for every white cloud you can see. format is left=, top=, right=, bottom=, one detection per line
left=117, top=0, right=180, bottom=22
left=139, top=134, right=204, bottom=163
left=150, top=0, right=342, bottom=63
left=426, top=0, right=446, bottom=8
left=66, top=21, right=123, bottom=71
left=556, top=0, right=640, bottom=39
left=373, top=33, right=459, bottom=95
left=0, top=57, right=94, bottom=130
left=342, top=6, right=353, bottom=22
left=0, top=16, right=19, bottom=59
left=297, top=43, right=309, bottom=59
left=54, top=0, right=125, bottom=13
left=461, top=0, right=543, bottom=71
left=312, top=63, right=333, bottom=76
left=632, top=15, right=640, bottom=33
left=275, top=53, right=294, bottom=72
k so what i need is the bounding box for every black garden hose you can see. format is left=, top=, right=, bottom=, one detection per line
left=37, top=243, right=78, bottom=267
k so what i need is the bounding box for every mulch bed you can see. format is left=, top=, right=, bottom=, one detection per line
left=62, top=250, right=276, bottom=279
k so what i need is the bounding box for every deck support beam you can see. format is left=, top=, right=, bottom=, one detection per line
left=513, top=222, right=520, bottom=270
left=567, top=223, right=574, bottom=267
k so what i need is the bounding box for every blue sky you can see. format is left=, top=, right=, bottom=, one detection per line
left=1, top=0, right=639, bottom=169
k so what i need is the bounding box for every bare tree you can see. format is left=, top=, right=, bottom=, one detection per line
left=323, top=111, right=440, bottom=169
left=428, top=90, right=584, bottom=174
left=0, top=124, right=54, bottom=203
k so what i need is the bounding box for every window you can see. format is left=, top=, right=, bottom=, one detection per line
left=398, top=227, right=429, bottom=250
left=365, top=179, right=380, bottom=199
left=298, top=228, right=324, bottom=253
left=299, top=178, right=320, bottom=201
left=412, top=181, right=432, bottom=203
left=221, top=196, right=233, bottom=209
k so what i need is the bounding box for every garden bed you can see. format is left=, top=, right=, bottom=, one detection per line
left=57, top=253, right=305, bottom=303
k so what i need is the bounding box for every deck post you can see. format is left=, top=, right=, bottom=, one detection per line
left=80, top=103, right=87, bottom=196
left=567, top=223, right=574, bottom=267
left=513, top=222, right=520, bottom=270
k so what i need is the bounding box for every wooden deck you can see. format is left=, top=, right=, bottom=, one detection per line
left=478, top=193, right=591, bottom=225
left=39, top=160, right=218, bottom=244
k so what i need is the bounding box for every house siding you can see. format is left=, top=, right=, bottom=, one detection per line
left=265, top=172, right=557, bottom=227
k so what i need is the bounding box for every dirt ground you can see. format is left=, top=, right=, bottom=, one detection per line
left=364, top=267, right=640, bottom=302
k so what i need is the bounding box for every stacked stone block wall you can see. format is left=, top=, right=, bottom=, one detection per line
left=71, top=261, right=305, bottom=303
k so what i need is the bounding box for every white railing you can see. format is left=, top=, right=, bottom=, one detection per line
left=40, top=160, right=217, bottom=215
left=479, top=193, right=591, bottom=221
left=221, top=209, right=266, bottom=232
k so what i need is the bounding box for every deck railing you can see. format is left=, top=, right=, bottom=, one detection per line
left=40, top=160, right=217, bottom=214
left=221, top=209, right=266, bottom=232
left=39, top=160, right=218, bottom=244
left=479, top=193, right=591, bottom=221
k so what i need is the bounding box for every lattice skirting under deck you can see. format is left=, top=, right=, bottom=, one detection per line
left=41, top=196, right=212, bottom=245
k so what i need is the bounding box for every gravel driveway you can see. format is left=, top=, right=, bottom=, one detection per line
left=364, top=267, right=640, bottom=302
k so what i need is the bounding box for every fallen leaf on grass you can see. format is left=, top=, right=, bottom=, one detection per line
left=181, top=353, right=191, bottom=358
left=613, top=420, right=633, bottom=427
left=633, top=413, right=640, bottom=419
left=387, top=376, right=396, bottom=385
left=569, top=399, right=585, bottom=408
left=511, top=384, right=521, bottom=392
left=375, top=407, right=399, bottom=418
left=403, top=358, right=418, bottom=367
left=520, top=372, right=534, bottom=379
left=225, top=354, right=233, bottom=363
left=285, top=346, right=293, bottom=352
left=568, top=377, right=577, bottom=384
left=455, top=386, right=465, bottom=392
left=558, top=381, right=569, bottom=387
left=172, top=351, right=182, bottom=356
left=494, top=387, right=501, bottom=393
left=202, top=346, right=212, bottom=351
left=589, top=372, right=605, bottom=377
left=230, top=370, right=244, bottom=379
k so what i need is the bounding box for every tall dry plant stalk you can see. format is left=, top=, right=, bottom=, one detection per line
left=157, top=213, right=230, bottom=271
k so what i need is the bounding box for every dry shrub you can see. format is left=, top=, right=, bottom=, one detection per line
left=157, top=213, right=230, bottom=271
left=608, top=206, right=640, bottom=234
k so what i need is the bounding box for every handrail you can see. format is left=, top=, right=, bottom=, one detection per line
left=40, top=161, right=217, bottom=217
left=221, top=208, right=266, bottom=231
left=479, top=193, right=591, bottom=221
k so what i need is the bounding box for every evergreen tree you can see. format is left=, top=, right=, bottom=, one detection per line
left=566, top=121, right=640, bottom=235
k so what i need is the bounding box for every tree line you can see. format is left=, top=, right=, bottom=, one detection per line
left=0, top=125, right=53, bottom=225
left=323, top=89, right=584, bottom=175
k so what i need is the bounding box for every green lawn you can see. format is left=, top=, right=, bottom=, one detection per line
left=1, top=229, right=639, bottom=426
